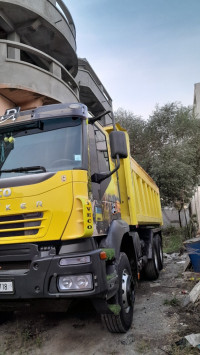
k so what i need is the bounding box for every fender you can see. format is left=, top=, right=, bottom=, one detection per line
left=99, top=219, right=129, bottom=259
left=139, top=228, right=154, bottom=259
left=129, top=231, right=142, bottom=259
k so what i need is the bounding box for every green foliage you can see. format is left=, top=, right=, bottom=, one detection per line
left=145, top=103, right=199, bottom=207
left=106, top=273, right=116, bottom=281
left=163, top=297, right=180, bottom=306
left=102, top=248, right=115, bottom=260
left=162, top=226, right=186, bottom=253
left=115, top=103, right=200, bottom=208
left=136, top=339, right=150, bottom=353
left=108, top=304, right=121, bottom=315
left=115, top=108, right=147, bottom=165
left=170, top=344, right=200, bottom=355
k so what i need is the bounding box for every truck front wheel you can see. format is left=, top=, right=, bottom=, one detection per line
left=101, top=252, right=135, bottom=333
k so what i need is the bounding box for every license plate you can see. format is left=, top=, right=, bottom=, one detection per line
left=0, top=281, right=14, bottom=293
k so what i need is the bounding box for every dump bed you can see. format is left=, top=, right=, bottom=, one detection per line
left=105, top=125, right=163, bottom=227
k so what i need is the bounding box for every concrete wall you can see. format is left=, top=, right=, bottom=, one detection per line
left=0, top=41, right=79, bottom=109
left=0, top=0, right=77, bottom=73
left=0, top=94, right=14, bottom=115
left=162, top=207, right=190, bottom=228
left=190, top=186, right=200, bottom=226
left=77, top=58, right=113, bottom=124
left=0, top=0, right=79, bottom=111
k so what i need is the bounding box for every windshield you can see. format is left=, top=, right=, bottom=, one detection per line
left=0, top=116, right=82, bottom=178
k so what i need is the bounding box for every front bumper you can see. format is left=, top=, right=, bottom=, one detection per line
left=0, top=241, right=110, bottom=300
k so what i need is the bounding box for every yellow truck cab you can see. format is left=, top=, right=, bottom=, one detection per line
left=0, top=103, right=163, bottom=333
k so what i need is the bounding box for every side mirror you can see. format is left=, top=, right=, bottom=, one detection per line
left=109, top=131, right=128, bottom=159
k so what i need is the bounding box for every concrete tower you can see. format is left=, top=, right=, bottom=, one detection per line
left=193, top=83, right=200, bottom=118
left=0, top=0, right=112, bottom=123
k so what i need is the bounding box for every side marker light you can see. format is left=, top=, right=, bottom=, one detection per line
left=100, top=251, right=107, bottom=260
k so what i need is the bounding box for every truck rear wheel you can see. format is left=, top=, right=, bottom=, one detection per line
left=144, top=240, right=159, bottom=280
left=101, top=252, right=135, bottom=333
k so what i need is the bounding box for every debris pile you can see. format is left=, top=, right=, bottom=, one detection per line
left=183, top=280, right=200, bottom=307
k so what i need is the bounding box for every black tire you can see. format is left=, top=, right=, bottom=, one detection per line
left=154, top=234, right=163, bottom=270
left=144, top=240, right=159, bottom=280
left=0, top=312, right=14, bottom=325
left=101, top=252, right=135, bottom=333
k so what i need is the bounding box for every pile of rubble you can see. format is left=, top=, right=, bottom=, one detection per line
left=164, top=252, right=200, bottom=351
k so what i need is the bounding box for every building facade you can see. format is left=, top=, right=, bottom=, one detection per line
left=193, top=83, right=200, bottom=118
left=0, top=0, right=112, bottom=124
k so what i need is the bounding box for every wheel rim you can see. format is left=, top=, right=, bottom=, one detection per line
left=122, top=269, right=134, bottom=314
left=159, top=245, right=163, bottom=263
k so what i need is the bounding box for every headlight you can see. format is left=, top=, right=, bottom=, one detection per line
left=58, top=274, right=93, bottom=292
left=59, top=256, right=90, bottom=266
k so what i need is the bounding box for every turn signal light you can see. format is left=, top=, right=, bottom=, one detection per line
left=100, top=251, right=107, bottom=260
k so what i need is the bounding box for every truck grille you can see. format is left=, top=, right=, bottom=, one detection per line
left=0, top=261, right=31, bottom=271
left=0, top=212, right=44, bottom=237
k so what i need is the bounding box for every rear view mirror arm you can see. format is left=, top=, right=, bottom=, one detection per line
left=91, top=155, right=120, bottom=184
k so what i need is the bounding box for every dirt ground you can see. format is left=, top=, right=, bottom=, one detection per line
left=0, top=253, right=199, bottom=355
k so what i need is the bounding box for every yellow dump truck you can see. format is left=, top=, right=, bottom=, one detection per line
left=0, top=103, right=162, bottom=332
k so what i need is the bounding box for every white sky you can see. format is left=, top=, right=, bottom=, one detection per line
left=65, top=0, right=200, bottom=119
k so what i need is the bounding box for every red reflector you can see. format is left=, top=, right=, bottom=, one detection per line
left=100, top=251, right=107, bottom=260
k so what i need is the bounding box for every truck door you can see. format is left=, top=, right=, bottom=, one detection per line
left=88, top=124, right=121, bottom=235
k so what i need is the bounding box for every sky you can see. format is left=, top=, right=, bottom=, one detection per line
left=64, top=0, right=200, bottom=119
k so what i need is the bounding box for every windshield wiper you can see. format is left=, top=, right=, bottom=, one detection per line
left=0, top=166, right=46, bottom=173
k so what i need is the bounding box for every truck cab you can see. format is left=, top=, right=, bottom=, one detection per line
left=0, top=103, right=163, bottom=333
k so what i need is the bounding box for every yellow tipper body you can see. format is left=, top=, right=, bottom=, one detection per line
left=104, top=124, right=163, bottom=227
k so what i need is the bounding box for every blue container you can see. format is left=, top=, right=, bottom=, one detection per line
left=184, top=237, right=200, bottom=272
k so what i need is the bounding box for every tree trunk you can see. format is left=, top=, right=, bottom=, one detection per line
left=178, top=209, right=182, bottom=228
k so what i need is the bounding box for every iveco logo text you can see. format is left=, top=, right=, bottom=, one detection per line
left=0, top=188, right=11, bottom=197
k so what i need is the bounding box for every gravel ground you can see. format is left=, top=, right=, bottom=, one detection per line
left=0, top=253, right=199, bottom=355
